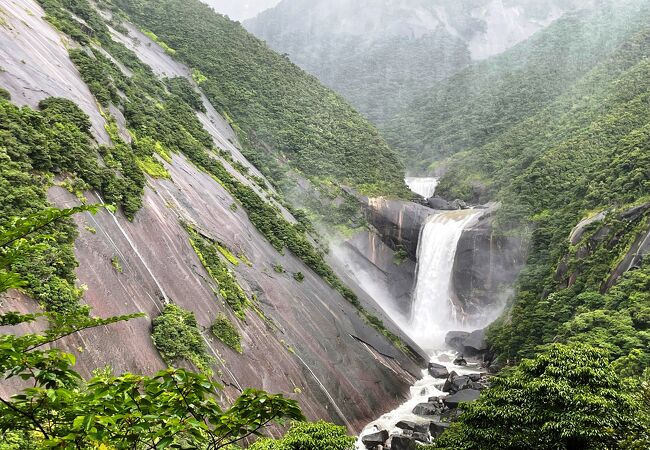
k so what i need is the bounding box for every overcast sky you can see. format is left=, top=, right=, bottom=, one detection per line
left=202, top=0, right=282, bottom=21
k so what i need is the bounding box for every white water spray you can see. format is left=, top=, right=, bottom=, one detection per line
left=405, top=177, right=438, bottom=199
left=406, top=210, right=480, bottom=353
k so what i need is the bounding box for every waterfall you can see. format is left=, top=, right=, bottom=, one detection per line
left=405, top=177, right=438, bottom=199
left=406, top=210, right=480, bottom=353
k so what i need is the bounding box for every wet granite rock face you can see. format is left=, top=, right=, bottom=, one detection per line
left=362, top=197, right=434, bottom=260
left=363, top=198, right=527, bottom=321
left=452, top=210, right=527, bottom=318
left=329, top=231, right=417, bottom=317
left=556, top=203, right=650, bottom=292
left=0, top=0, right=424, bottom=432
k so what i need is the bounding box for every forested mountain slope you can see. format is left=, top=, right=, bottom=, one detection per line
left=245, top=0, right=590, bottom=125
left=0, top=0, right=424, bottom=434
left=386, top=0, right=650, bottom=170
left=431, top=5, right=650, bottom=372
left=110, top=0, right=409, bottom=199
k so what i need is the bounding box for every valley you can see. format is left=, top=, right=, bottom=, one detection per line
left=0, top=0, right=649, bottom=449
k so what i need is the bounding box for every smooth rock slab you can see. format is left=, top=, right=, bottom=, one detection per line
left=362, top=430, right=389, bottom=448
left=443, top=389, right=481, bottom=408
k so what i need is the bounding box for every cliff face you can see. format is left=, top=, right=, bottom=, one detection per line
left=363, top=198, right=527, bottom=321
left=452, top=212, right=527, bottom=319
left=0, top=0, right=422, bottom=431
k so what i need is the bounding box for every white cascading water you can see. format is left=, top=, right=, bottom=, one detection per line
left=407, top=210, right=481, bottom=353
left=405, top=177, right=439, bottom=199
left=356, top=180, right=482, bottom=448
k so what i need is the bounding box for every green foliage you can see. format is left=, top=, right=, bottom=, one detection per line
left=151, top=303, right=213, bottom=373
left=431, top=344, right=644, bottom=450
left=249, top=421, right=355, bottom=450
left=143, top=29, right=177, bottom=55
left=292, top=272, right=304, bottom=282
left=393, top=248, right=408, bottom=265
left=186, top=226, right=249, bottom=319
left=165, top=76, right=206, bottom=112
left=136, top=155, right=171, bottom=179
left=273, top=264, right=285, bottom=274
left=112, top=0, right=410, bottom=198
left=212, top=313, right=243, bottom=353
left=217, top=243, right=240, bottom=266
left=0, top=95, right=117, bottom=315
left=110, top=255, right=122, bottom=273
left=246, top=3, right=472, bottom=127
left=388, top=0, right=650, bottom=170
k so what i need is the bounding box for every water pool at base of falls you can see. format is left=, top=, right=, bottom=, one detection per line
left=355, top=351, right=482, bottom=449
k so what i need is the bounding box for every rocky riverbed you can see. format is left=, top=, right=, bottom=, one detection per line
left=356, top=346, right=492, bottom=450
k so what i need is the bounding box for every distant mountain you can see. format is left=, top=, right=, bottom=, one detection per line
left=201, top=0, right=281, bottom=21
left=385, top=0, right=650, bottom=171
left=245, top=0, right=592, bottom=124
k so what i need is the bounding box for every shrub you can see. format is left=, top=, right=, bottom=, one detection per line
left=151, top=303, right=213, bottom=373
left=249, top=421, right=355, bottom=450
left=211, top=313, right=242, bottom=353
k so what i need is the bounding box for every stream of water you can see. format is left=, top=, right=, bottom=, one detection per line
left=405, top=177, right=439, bottom=199
left=355, top=179, right=484, bottom=448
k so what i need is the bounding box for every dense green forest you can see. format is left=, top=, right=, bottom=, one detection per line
left=431, top=19, right=650, bottom=370
left=386, top=0, right=650, bottom=170
left=107, top=0, right=409, bottom=199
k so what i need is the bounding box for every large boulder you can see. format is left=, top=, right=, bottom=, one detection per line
left=445, top=329, right=489, bottom=357
left=428, top=362, right=449, bottom=378
left=443, top=389, right=481, bottom=408
left=412, top=401, right=443, bottom=416
left=463, top=329, right=488, bottom=355
left=390, top=435, right=417, bottom=450
left=443, top=374, right=471, bottom=394
left=395, top=420, right=417, bottom=431
left=362, top=430, right=389, bottom=448
left=445, top=331, right=470, bottom=350
left=427, top=196, right=456, bottom=210
left=429, top=420, right=450, bottom=437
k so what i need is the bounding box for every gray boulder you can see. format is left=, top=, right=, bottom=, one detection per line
left=412, top=432, right=430, bottom=443
left=445, top=331, right=470, bottom=350
left=412, top=402, right=442, bottom=416
left=390, top=435, right=417, bottom=450
left=445, top=329, right=489, bottom=357
left=463, top=329, right=488, bottom=355
left=427, top=196, right=455, bottom=210
left=429, top=421, right=450, bottom=437
left=443, top=389, right=481, bottom=408
left=450, top=199, right=468, bottom=210
left=428, top=362, right=449, bottom=378
left=362, top=430, right=388, bottom=448
left=395, top=420, right=417, bottom=431
left=453, top=356, right=468, bottom=366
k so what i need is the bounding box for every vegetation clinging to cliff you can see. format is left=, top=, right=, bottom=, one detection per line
left=110, top=0, right=410, bottom=198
